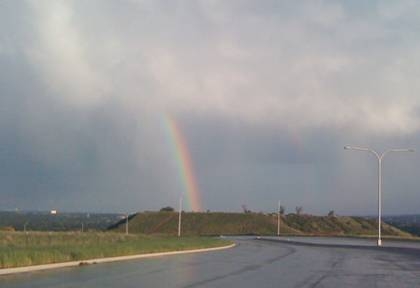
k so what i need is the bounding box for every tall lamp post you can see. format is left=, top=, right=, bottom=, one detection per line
left=344, top=146, right=414, bottom=246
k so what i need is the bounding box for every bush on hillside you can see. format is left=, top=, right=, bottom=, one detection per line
left=160, top=206, right=175, bottom=212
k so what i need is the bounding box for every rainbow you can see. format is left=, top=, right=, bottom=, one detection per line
left=163, top=114, right=202, bottom=212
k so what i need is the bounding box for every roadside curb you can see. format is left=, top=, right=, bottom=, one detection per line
left=0, top=243, right=236, bottom=276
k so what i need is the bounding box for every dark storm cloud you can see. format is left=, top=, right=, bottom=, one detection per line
left=181, top=114, right=418, bottom=214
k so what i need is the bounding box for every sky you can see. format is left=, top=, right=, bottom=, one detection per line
left=1, top=0, right=420, bottom=215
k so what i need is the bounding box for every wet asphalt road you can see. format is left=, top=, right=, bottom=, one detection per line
left=2, top=237, right=420, bottom=288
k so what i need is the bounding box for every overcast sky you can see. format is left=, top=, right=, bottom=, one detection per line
left=1, top=1, right=420, bottom=215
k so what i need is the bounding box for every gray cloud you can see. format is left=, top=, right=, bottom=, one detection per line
left=1, top=1, right=419, bottom=214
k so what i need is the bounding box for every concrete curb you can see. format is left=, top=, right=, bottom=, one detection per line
left=0, top=243, right=236, bottom=276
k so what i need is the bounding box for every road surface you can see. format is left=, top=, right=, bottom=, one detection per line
left=2, top=237, right=420, bottom=287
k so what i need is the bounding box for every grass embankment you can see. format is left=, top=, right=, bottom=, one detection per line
left=112, top=212, right=292, bottom=235
left=112, top=212, right=412, bottom=238
left=283, top=214, right=411, bottom=237
left=0, top=232, right=231, bottom=269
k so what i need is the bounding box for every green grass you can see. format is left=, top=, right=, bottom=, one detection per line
left=0, top=232, right=231, bottom=269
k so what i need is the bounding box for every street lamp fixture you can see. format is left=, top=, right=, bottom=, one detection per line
left=344, top=146, right=414, bottom=246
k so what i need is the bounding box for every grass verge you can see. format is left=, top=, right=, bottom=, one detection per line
left=0, top=232, right=232, bottom=269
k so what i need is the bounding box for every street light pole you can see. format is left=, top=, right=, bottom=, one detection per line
left=344, top=146, right=414, bottom=246
left=378, top=156, right=381, bottom=246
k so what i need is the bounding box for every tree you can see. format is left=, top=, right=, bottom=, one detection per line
left=295, top=206, right=303, bottom=215
left=280, top=205, right=286, bottom=215
left=160, top=206, right=175, bottom=212
left=241, top=204, right=252, bottom=214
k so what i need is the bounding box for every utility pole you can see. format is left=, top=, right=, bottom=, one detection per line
left=277, top=200, right=281, bottom=236
left=178, top=195, right=183, bottom=237
left=126, top=213, right=129, bottom=235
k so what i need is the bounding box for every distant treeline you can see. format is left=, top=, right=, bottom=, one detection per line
left=0, top=211, right=123, bottom=232
left=383, top=215, right=420, bottom=236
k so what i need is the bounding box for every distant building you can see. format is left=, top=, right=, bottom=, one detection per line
left=50, top=210, right=57, bottom=215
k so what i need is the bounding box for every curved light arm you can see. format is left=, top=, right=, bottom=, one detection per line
left=344, top=146, right=414, bottom=160
left=344, top=146, right=380, bottom=159
left=381, top=149, right=415, bottom=160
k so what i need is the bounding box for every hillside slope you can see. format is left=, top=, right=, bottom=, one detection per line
left=110, top=212, right=411, bottom=237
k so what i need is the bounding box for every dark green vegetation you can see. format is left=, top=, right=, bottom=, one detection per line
left=0, top=232, right=231, bottom=269
left=111, top=212, right=412, bottom=237
left=0, top=211, right=122, bottom=232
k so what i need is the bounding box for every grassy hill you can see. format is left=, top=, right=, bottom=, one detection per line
left=109, top=212, right=411, bottom=237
